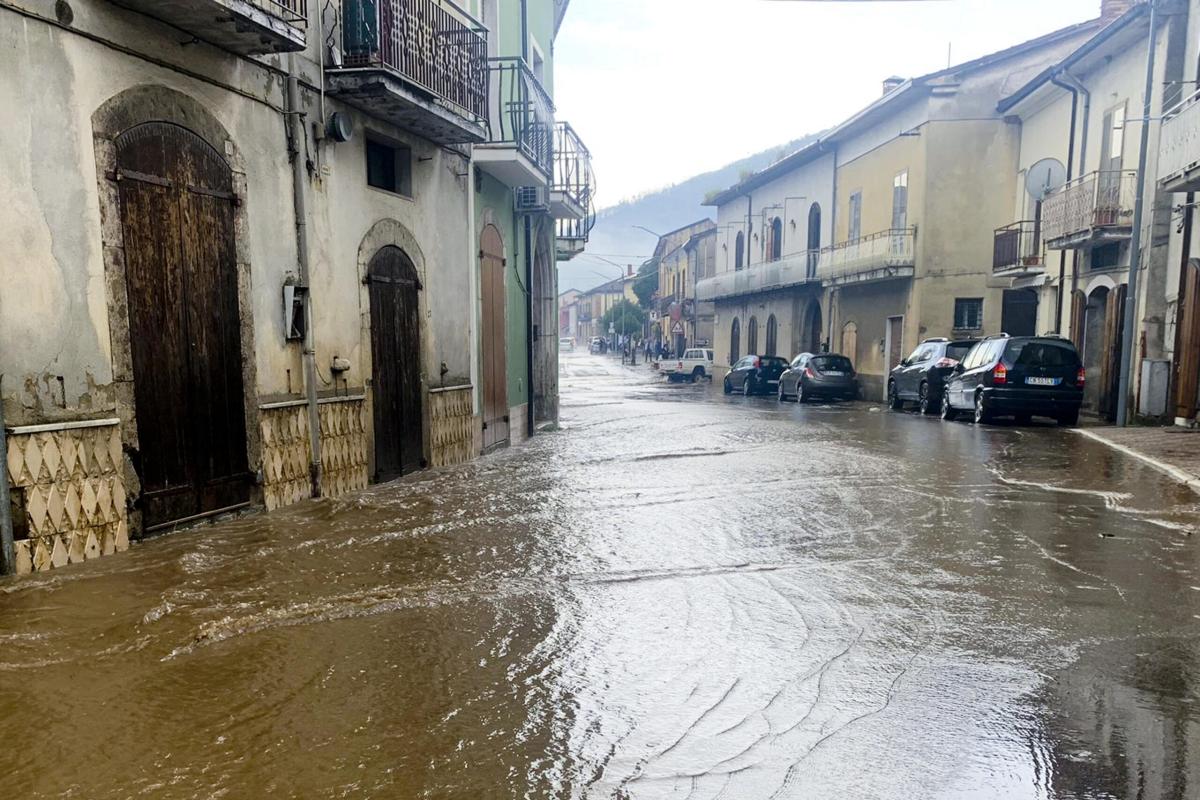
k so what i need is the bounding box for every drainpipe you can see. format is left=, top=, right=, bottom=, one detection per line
left=0, top=379, right=14, bottom=575
left=1056, top=70, right=1090, bottom=334
left=287, top=62, right=322, bottom=496
left=1116, top=0, right=1161, bottom=427
left=524, top=215, right=535, bottom=434
left=1050, top=73, right=1080, bottom=333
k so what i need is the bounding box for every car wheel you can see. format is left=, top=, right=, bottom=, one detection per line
left=743, top=376, right=753, bottom=396
left=973, top=392, right=991, bottom=425
left=1057, top=409, right=1080, bottom=427
left=941, top=389, right=957, bottom=421
left=1015, top=413, right=1033, bottom=426
left=723, top=377, right=732, bottom=395
left=918, top=382, right=936, bottom=415
left=691, top=367, right=704, bottom=383
left=796, top=382, right=807, bottom=404
left=778, top=381, right=787, bottom=402
left=887, top=381, right=903, bottom=411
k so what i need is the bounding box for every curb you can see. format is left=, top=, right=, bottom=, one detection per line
left=1072, top=429, right=1200, bottom=496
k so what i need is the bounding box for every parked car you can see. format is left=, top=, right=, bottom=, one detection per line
left=723, top=355, right=789, bottom=396
left=662, top=348, right=714, bottom=382
left=589, top=337, right=605, bottom=354
left=778, top=353, right=858, bottom=403
left=941, top=334, right=1084, bottom=426
left=559, top=337, right=575, bottom=353
left=887, top=337, right=978, bottom=415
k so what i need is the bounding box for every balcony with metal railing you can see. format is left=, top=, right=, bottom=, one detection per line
left=1160, top=89, right=1200, bottom=193
left=554, top=122, right=595, bottom=261
left=816, top=228, right=916, bottom=286
left=993, top=220, right=1044, bottom=276
left=695, top=250, right=819, bottom=302
left=1041, top=170, right=1137, bottom=249
left=329, top=0, right=489, bottom=145
left=109, top=0, right=306, bottom=54
left=474, top=58, right=554, bottom=187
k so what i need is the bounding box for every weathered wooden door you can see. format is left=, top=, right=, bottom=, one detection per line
left=480, top=226, right=508, bottom=450
left=1099, top=284, right=1127, bottom=420
left=116, top=122, right=250, bottom=530
left=1175, top=260, right=1200, bottom=419
left=368, top=246, right=424, bottom=480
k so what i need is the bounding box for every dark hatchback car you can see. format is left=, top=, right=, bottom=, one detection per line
left=778, top=353, right=858, bottom=403
left=941, top=335, right=1084, bottom=426
left=888, top=338, right=978, bottom=415
left=723, top=355, right=789, bottom=396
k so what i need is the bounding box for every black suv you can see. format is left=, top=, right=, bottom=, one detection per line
left=887, top=338, right=978, bottom=415
left=940, top=335, right=1084, bottom=426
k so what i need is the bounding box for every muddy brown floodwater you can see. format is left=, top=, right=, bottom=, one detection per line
left=3, top=354, right=1200, bottom=799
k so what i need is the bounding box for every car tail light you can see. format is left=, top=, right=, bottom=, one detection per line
left=935, top=357, right=958, bottom=368
left=804, top=367, right=816, bottom=378
left=678, top=361, right=683, bottom=371
left=993, top=363, right=1008, bottom=385
left=754, top=357, right=761, bottom=369
left=1077, top=367, right=1086, bottom=389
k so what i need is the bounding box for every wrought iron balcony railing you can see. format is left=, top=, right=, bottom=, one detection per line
left=695, top=249, right=819, bottom=302
left=483, top=57, right=554, bottom=178
left=1160, top=88, right=1200, bottom=193
left=816, top=228, right=916, bottom=281
left=993, top=220, right=1044, bottom=274
left=554, top=122, right=596, bottom=248
left=1041, top=170, right=1137, bottom=248
left=252, top=0, right=306, bottom=24
left=107, top=0, right=306, bottom=53
left=341, top=0, right=488, bottom=121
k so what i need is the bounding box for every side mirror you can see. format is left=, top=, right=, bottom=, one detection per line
left=953, top=363, right=965, bottom=374
left=899, top=359, right=909, bottom=368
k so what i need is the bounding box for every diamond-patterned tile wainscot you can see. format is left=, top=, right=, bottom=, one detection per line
left=259, top=398, right=368, bottom=511
left=430, top=387, right=476, bottom=468
left=6, top=421, right=129, bottom=575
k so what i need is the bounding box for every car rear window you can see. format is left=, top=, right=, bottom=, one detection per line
left=1008, top=339, right=1080, bottom=367
left=761, top=357, right=789, bottom=368
left=945, top=343, right=973, bottom=361
left=812, top=356, right=853, bottom=372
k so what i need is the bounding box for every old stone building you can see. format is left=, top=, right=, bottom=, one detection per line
left=0, top=0, right=591, bottom=574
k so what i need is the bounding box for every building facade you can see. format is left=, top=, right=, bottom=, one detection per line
left=0, top=0, right=592, bottom=575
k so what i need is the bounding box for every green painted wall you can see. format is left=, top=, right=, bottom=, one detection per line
left=476, top=172, right=530, bottom=409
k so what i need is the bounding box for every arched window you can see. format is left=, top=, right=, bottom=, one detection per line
left=748, top=316, right=759, bottom=355
left=841, top=321, right=858, bottom=362
left=807, top=204, right=822, bottom=278
left=730, top=318, right=741, bottom=363
left=769, top=217, right=783, bottom=262
left=765, top=314, right=778, bottom=356
left=735, top=232, right=745, bottom=271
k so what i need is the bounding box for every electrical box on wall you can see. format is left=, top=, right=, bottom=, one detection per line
left=283, top=280, right=308, bottom=342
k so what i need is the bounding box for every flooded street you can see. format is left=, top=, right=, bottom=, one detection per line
left=3, top=353, right=1200, bottom=799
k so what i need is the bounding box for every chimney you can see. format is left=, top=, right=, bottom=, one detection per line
left=1100, top=0, right=1136, bottom=22
left=882, top=76, right=905, bottom=97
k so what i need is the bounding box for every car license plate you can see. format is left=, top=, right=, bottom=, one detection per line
left=1026, top=376, right=1060, bottom=386
left=768, top=380, right=779, bottom=385
left=824, top=371, right=845, bottom=377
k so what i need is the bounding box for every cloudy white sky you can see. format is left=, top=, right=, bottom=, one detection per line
left=552, top=0, right=1102, bottom=209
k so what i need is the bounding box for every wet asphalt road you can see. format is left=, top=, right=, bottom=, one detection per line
left=3, top=353, right=1200, bottom=799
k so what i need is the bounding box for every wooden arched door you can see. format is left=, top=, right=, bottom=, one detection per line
left=116, top=122, right=250, bottom=529
left=480, top=225, right=508, bottom=450
left=368, top=246, right=424, bottom=480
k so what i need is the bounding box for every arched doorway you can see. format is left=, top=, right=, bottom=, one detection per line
left=735, top=232, right=745, bottom=271
left=841, top=321, right=858, bottom=362
left=730, top=318, right=741, bottom=363
left=807, top=204, right=822, bottom=279
left=532, top=228, right=558, bottom=424
left=116, top=121, right=250, bottom=528
left=807, top=300, right=823, bottom=353
left=765, top=314, right=778, bottom=356
left=480, top=225, right=508, bottom=450
left=769, top=217, right=783, bottom=262
left=1082, top=283, right=1125, bottom=419
left=748, top=316, right=759, bottom=355
left=368, top=245, right=424, bottom=480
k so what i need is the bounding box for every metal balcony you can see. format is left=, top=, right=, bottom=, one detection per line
left=554, top=122, right=595, bottom=261
left=109, top=0, right=306, bottom=54
left=329, top=0, right=488, bottom=145
left=1041, top=171, right=1137, bottom=249
left=1160, top=89, right=1200, bottom=193
left=816, top=228, right=916, bottom=286
left=474, top=58, right=554, bottom=187
left=695, top=250, right=819, bottom=302
left=993, top=220, right=1044, bottom=276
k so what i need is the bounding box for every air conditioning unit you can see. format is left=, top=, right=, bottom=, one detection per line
left=514, top=185, right=549, bottom=214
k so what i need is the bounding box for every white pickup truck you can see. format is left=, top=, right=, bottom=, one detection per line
left=660, top=348, right=715, bottom=382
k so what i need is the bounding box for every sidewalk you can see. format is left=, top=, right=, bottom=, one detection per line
left=1075, top=426, right=1200, bottom=494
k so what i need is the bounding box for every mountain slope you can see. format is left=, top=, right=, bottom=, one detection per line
left=560, top=134, right=820, bottom=292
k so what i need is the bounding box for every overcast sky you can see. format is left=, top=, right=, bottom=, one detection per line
left=552, top=0, right=1101, bottom=210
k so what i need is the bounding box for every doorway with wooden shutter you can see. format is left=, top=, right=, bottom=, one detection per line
left=480, top=225, right=509, bottom=450
left=368, top=246, right=425, bottom=481
left=1175, top=260, right=1200, bottom=420
left=115, top=122, right=251, bottom=531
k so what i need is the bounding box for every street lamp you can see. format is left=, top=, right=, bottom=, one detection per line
left=631, top=225, right=662, bottom=238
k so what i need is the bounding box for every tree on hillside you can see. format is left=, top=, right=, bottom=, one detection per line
left=599, top=299, right=647, bottom=340
left=632, top=260, right=658, bottom=308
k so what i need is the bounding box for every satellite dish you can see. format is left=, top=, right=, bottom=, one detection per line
left=1026, top=158, right=1067, bottom=201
